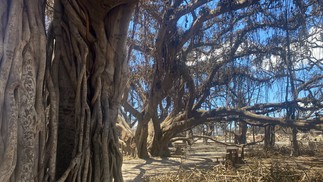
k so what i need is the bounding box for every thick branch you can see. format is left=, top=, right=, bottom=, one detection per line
left=122, top=101, right=141, bottom=120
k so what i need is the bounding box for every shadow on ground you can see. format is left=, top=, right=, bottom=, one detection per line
left=122, top=152, right=224, bottom=181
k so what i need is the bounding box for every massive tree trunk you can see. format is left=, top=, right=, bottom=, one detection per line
left=150, top=137, right=171, bottom=157
left=1, top=0, right=136, bottom=181
left=0, top=0, right=49, bottom=181
left=149, top=120, right=168, bottom=157
left=135, top=75, right=167, bottom=158
left=149, top=113, right=189, bottom=157
left=48, top=0, right=137, bottom=181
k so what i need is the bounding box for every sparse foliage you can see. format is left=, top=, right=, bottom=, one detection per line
left=124, top=0, right=323, bottom=158
left=0, top=0, right=322, bottom=181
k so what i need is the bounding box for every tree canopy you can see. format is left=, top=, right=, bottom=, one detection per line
left=123, top=0, right=323, bottom=157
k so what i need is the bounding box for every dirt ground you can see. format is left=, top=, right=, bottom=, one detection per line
left=122, top=155, right=217, bottom=181
left=122, top=155, right=220, bottom=181
left=122, top=143, right=323, bottom=181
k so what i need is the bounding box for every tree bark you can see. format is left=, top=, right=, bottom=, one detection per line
left=116, top=115, right=136, bottom=157
left=150, top=134, right=172, bottom=157
left=0, top=0, right=50, bottom=181
left=291, top=127, right=299, bottom=156
left=149, top=121, right=171, bottom=157
left=150, top=114, right=191, bottom=157
left=235, top=122, right=247, bottom=144
left=264, top=125, right=275, bottom=149
left=151, top=139, right=171, bottom=157
left=49, top=0, right=137, bottom=181
left=135, top=118, right=150, bottom=158
left=1, top=0, right=137, bottom=181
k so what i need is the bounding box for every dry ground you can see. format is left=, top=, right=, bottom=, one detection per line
left=122, top=142, right=323, bottom=181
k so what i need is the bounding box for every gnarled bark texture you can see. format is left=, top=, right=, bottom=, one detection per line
left=1, top=0, right=136, bottom=181
left=49, top=0, right=137, bottom=181
left=0, top=0, right=50, bottom=181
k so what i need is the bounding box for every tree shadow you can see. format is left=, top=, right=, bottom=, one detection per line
left=131, top=157, right=184, bottom=181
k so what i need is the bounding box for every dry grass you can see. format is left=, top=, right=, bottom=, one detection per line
left=143, top=146, right=323, bottom=182
left=245, top=144, right=317, bottom=158
left=143, top=160, right=323, bottom=182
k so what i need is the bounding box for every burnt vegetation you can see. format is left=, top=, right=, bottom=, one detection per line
left=0, top=0, right=322, bottom=181
left=122, top=0, right=323, bottom=157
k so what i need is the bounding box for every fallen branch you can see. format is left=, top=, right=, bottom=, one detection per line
left=171, top=135, right=264, bottom=149
left=190, top=135, right=264, bottom=148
